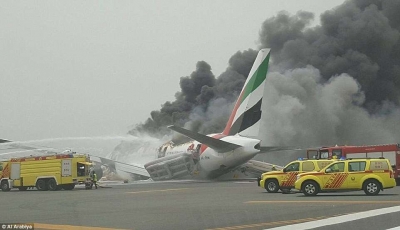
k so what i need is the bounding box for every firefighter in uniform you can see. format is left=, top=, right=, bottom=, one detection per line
left=91, top=171, right=98, bottom=189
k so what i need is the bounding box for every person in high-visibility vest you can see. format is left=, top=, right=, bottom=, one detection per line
left=92, top=171, right=98, bottom=189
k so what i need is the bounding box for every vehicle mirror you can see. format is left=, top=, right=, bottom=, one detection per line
left=326, top=168, right=332, bottom=173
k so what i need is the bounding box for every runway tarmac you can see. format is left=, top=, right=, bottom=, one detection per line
left=1, top=180, right=399, bottom=230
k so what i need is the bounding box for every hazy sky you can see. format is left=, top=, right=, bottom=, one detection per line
left=0, top=0, right=346, bottom=141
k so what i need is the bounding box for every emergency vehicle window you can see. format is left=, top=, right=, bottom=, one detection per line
left=77, top=163, right=85, bottom=176
left=302, top=161, right=315, bottom=171
left=332, top=149, right=342, bottom=158
left=369, top=161, right=389, bottom=170
left=284, top=162, right=300, bottom=172
left=348, top=161, right=366, bottom=172
left=332, top=149, right=342, bottom=159
left=326, top=162, right=345, bottom=173
left=307, top=150, right=318, bottom=159
left=0, top=165, right=2, bottom=171
left=320, top=150, right=329, bottom=159
left=317, top=161, right=332, bottom=170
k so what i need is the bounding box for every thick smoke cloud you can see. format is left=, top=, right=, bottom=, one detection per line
left=259, top=66, right=400, bottom=147
left=260, top=1, right=400, bottom=110
left=129, top=0, right=400, bottom=149
left=129, top=61, right=218, bottom=139
left=130, top=49, right=257, bottom=140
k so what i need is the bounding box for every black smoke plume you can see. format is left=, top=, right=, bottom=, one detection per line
left=260, top=0, right=400, bottom=110
left=130, top=0, right=400, bottom=148
left=129, top=49, right=258, bottom=141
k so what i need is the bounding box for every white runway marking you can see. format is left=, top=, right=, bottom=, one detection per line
left=266, top=205, right=400, bottom=230
left=386, top=227, right=400, bottom=230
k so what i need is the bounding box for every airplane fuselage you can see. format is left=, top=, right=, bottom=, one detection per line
left=157, top=134, right=261, bottom=179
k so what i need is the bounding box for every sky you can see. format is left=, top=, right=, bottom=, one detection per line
left=0, top=0, right=346, bottom=141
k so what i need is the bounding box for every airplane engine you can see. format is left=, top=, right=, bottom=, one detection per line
left=144, top=152, right=195, bottom=181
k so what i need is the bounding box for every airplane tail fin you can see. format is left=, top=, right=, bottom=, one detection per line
left=222, top=48, right=271, bottom=137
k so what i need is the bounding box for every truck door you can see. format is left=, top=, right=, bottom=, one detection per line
left=347, top=161, right=366, bottom=189
left=281, top=162, right=300, bottom=187
left=62, top=159, right=72, bottom=177
left=10, top=163, right=20, bottom=180
left=321, top=162, right=347, bottom=189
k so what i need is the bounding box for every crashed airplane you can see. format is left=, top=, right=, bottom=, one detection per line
left=93, top=48, right=284, bottom=181
left=1, top=48, right=286, bottom=182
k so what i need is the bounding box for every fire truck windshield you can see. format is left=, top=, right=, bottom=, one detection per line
left=320, top=150, right=329, bottom=159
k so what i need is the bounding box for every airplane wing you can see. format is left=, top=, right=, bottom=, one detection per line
left=0, top=140, right=60, bottom=160
left=167, top=126, right=308, bottom=154
left=168, top=125, right=242, bottom=153
left=237, top=159, right=284, bottom=175
left=90, top=155, right=150, bottom=178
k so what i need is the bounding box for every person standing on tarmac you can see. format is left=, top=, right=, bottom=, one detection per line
left=92, top=171, right=98, bottom=189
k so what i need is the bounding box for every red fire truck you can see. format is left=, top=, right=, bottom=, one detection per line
left=306, top=144, right=400, bottom=185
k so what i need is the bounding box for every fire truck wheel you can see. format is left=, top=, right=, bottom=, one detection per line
left=265, top=179, right=280, bottom=193
left=18, top=187, right=28, bottom=191
left=363, top=179, right=381, bottom=196
left=63, top=184, right=75, bottom=190
left=36, top=179, right=47, bottom=191
left=55, top=185, right=62, bottom=191
left=1, top=181, right=11, bottom=192
left=47, top=179, right=57, bottom=191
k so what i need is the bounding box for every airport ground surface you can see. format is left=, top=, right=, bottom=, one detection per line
left=1, top=180, right=400, bottom=230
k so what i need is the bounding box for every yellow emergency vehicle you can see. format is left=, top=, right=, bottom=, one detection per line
left=295, top=158, right=396, bottom=196
left=0, top=152, right=93, bottom=191
left=258, top=159, right=335, bottom=193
